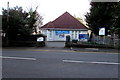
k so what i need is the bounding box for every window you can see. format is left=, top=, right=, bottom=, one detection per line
left=49, top=30, right=52, bottom=38
left=75, top=31, right=77, bottom=39
left=72, top=31, right=74, bottom=39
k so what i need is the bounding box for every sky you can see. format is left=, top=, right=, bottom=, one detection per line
left=0, top=0, right=91, bottom=25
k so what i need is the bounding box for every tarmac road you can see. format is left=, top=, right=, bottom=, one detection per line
left=2, top=47, right=119, bottom=78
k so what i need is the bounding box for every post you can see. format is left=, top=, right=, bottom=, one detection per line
left=7, top=2, right=9, bottom=23
left=103, top=35, right=105, bottom=44
left=65, top=35, right=70, bottom=47
left=6, top=2, right=9, bottom=46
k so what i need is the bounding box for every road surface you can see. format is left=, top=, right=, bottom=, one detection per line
left=2, top=48, right=119, bottom=78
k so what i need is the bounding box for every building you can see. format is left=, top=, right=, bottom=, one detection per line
left=41, top=12, right=89, bottom=41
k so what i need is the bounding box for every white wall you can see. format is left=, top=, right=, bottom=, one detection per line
left=41, top=29, right=88, bottom=41
left=52, top=30, right=70, bottom=41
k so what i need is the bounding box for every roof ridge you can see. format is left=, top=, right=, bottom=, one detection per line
left=41, top=12, right=88, bottom=29
left=52, top=11, right=70, bottom=23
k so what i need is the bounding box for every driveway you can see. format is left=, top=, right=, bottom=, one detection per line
left=46, top=41, right=65, bottom=48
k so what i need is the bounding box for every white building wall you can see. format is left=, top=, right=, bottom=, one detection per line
left=41, top=29, right=88, bottom=41
left=47, top=30, right=54, bottom=41
left=52, top=30, right=70, bottom=41
left=80, top=31, right=88, bottom=34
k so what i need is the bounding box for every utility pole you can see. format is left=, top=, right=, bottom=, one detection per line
left=6, top=2, right=9, bottom=45
left=7, top=2, right=9, bottom=23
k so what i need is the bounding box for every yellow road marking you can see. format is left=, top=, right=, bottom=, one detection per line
left=31, top=49, right=119, bottom=54
left=3, top=48, right=119, bottom=54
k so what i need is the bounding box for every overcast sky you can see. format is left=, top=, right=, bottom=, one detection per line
left=0, top=0, right=91, bottom=25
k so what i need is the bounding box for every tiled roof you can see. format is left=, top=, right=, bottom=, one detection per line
left=41, top=12, right=88, bottom=30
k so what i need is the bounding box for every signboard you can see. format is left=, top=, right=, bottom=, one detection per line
left=55, top=30, right=70, bottom=35
left=59, top=34, right=64, bottom=38
left=79, top=34, right=89, bottom=40
left=37, top=37, right=44, bottom=42
left=99, top=27, right=105, bottom=36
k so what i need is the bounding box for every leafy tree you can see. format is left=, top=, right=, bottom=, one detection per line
left=85, top=2, right=120, bottom=36
left=2, top=6, right=43, bottom=42
left=110, top=2, right=120, bottom=36
left=2, top=6, right=31, bottom=41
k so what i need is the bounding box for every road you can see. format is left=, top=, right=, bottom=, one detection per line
left=2, top=47, right=119, bottom=78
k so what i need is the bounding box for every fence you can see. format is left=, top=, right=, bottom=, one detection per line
left=65, top=34, right=120, bottom=49
left=91, top=34, right=120, bottom=49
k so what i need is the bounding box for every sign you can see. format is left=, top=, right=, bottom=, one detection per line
left=37, top=37, right=44, bottom=42
left=99, top=27, right=105, bottom=36
left=55, top=30, right=70, bottom=35
left=59, top=34, right=64, bottom=38
left=79, top=34, right=89, bottom=40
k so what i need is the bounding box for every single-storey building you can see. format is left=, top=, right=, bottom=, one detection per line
left=41, top=12, right=89, bottom=41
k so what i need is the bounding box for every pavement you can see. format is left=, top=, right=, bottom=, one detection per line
left=71, top=47, right=120, bottom=53
left=2, top=41, right=120, bottom=53
left=2, top=47, right=120, bottom=54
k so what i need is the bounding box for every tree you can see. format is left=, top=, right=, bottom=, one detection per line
left=2, top=6, right=43, bottom=42
left=85, top=2, right=120, bottom=36
left=2, top=6, right=31, bottom=41
left=110, top=2, right=120, bottom=36
left=27, top=7, right=43, bottom=34
left=34, top=11, right=43, bottom=33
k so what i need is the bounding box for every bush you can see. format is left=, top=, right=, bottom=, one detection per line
left=72, top=39, right=78, bottom=43
left=2, top=34, right=46, bottom=47
left=36, top=42, right=45, bottom=47
left=65, top=41, right=114, bottom=48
